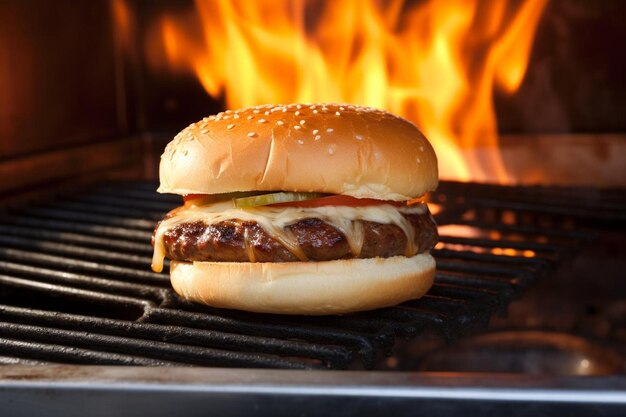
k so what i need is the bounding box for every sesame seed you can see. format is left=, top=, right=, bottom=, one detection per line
left=315, top=135, right=321, bottom=141
left=264, top=111, right=270, bottom=115
left=322, top=106, right=328, bottom=111
left=300, top=120, right=306, bottom=125
left=416, top=157, right=421, bottom=163
left=247, top=115, right=254, bottom=120
left=312, top=129, right=319, bottom=135
left=258, top=119, right=267, bottom=123
left=276, top=120, right=285, bottom=126
left=200, top=129, right=208, bottom=134
left=355, top=134, right=363, bottom=141
left=339, top=106, right=345, bottom=110
left=313, top=110, right=318, bottom=114
left=282, top=108, right=287, bottom=112
left=296, top=104, right=302, bottom=109
left=233, top=114, right=240, bottom=119
left=227, top=124, right=235, bottom=129
left=295, top=111, right=300, bottom=116
left=247, top=132, right=257, bottom=137
left=294, top=125, right=301, bottom=130
left=328, top=147, right=335, bottom=155
left=419, top=145, right=425, bottom=152
left=335, top=111, right=341, bottom=116
left=326, top=128, right=334, bottom=133
left=297, top=139, right=304, bottom=145
left=253, top=109, right=260, bottom=114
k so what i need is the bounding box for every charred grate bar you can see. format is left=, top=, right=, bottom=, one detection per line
left=0, top=181, right=600, bottom=369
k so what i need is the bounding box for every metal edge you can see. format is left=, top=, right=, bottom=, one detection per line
left=0, top=365, right=625, bottom=400
left=0, top=366, right=625, bottom=416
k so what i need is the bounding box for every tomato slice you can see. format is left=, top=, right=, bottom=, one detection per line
left=406, top=196, right=426, bottom=206
left=183, top=194, right=204, bottom=203
left=269, top=195, right=403, bottom=208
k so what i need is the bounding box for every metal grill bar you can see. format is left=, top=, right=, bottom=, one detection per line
left=0, top=180, right=595, bottom=369
left=142, top=308, right=383, bottom=367
left=19, top=207, right=156, bottom=230
left=0, top=305, right=349, bottom=366
left=0, top=248, right=166, bottom=284
left=0, top=322, right=315, bottom=369
left=0, top=338, right=183, bottom=366
left=0, top=224, right=151, bottom=254
left=6, top=216, right=152, bottom=242
left=435, top=181, right=626, bottom=223
left=0, top=236, right=153, bottom=268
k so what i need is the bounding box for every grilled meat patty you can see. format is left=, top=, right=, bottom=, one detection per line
left=157, top=211, right=438, bottom=263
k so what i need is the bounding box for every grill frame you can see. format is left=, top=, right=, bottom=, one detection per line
left=0, top=180, right=606, bottom=369
left=1, top=179, right=625, bottom=415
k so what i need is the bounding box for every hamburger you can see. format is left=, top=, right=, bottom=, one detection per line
left=152, top=103, right=438, bottom=315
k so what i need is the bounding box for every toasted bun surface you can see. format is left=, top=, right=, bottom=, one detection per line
left=170, top=254, right=435, bottom=315
left=159, top=103, right=438, bottom=201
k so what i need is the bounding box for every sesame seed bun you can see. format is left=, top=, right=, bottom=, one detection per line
left=158, top=103, right=438, bottom=201
left=170, top=254, right=435, bottom=315
left=157, top=103, right=439, bottom=315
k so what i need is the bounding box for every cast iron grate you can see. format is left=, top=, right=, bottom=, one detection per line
left=0, top=181, right=600, bottom=369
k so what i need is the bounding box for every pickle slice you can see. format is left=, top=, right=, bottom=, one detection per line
left=233, top=192, right=326, bottom=208
left=184, top=191, right=263, bottom=207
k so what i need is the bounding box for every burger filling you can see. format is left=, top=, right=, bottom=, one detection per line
left=151, top=195, right=438, bottom=273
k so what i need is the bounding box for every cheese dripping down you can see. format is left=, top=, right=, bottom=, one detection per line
left=151, top=202, right=427, bottom=272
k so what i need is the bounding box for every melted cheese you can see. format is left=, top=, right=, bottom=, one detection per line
left=151, top=202, right=427, bottom=272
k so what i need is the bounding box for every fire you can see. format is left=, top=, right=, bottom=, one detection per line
left=146, top=0, right=547, bottom=182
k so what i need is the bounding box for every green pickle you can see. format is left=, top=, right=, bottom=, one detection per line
left=233, top=192, right=325, bottom=208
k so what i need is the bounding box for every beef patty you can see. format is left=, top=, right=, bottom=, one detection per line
left=157, top=211, right=438, bottom=263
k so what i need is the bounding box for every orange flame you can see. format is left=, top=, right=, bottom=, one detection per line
left=147, top=0, right=547, bottom=182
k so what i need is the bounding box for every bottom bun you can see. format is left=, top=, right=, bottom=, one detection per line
left=170, top=254, right=435, bottom=315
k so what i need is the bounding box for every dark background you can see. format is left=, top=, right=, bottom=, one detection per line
left=494, top=0, right=626, bottom=134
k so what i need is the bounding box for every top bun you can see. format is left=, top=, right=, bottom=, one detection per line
left=158, top=103, right=438, bottom=201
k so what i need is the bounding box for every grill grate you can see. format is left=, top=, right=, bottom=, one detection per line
left=0, top=181, right=604, bottom=369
